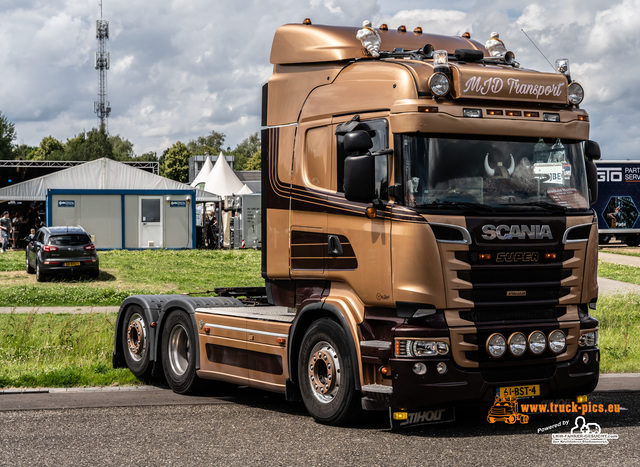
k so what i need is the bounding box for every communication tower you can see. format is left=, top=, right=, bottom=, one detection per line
left=94, top=1, right=111, bottom=131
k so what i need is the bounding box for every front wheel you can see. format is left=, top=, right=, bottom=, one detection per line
left=122, top=305, right=152, bottom=378
left=161, top=310, right=199, bottom=394
left=298, top=319, right=359, bottom=425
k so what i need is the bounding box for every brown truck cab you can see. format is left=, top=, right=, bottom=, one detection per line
left=114, top=21, right=601, bottom=428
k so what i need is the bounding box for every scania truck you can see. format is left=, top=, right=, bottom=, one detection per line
left=113, top=21, right=601, bottom=428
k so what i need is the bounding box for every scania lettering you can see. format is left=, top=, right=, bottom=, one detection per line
left=481, top=224, right=553, bottom=240
left=113, top=21, right=601, bottom=428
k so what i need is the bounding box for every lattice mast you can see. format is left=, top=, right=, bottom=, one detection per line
left=94, top=1, right=111, bottom=131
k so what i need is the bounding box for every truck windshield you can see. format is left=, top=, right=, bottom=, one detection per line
left=400, top=135, right=590, bottom=212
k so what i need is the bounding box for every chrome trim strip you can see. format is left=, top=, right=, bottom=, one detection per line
left=204, top=323, right=288, bottom=339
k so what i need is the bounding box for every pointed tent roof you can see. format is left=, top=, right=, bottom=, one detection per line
left=204, top=152, right=246, bottom=196
left=190, top=155, right=214, bottom=188
left=238, top=184, right=253, bottom=194
left=0, top=158, right=218, bottom=202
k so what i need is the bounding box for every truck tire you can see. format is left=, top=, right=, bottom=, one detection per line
left=626, top=234, right=640, bottom=247
left=298, top=319, right=359, bottom=425
left=162, top=310, right=199, bottom=394
left=122, top=305, right=152, bottom=378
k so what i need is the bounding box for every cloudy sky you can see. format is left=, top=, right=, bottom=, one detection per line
left=1, top=0, right=638, bottom=159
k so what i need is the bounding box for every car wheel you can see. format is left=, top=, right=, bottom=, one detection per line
left=122, top=305, right=152, bottom=378
left=35, top=261, right=47, bottom=282
left=162, top=310, right=199, bottom=394
left=26, top=255, right=35, bottom=274
left=298, top=319, right=360, bottom=425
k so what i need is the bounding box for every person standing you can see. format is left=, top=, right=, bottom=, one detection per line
left=0, top=211, right=12, bottom=253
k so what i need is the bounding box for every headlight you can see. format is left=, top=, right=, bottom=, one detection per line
left=579, top=330, right=598, bottom=347
left=395, top=339, right=450, bottom=357
left=528, top=330, right=547, bottom=355
left=508, top=332, right=527, bottom=357
left=487, top=333, right=507, bottom=358
left=428, top=72, right=450, bottom=97
left=548, top=329, right=567, bottom=354
left=568, top=82, right=584, bottom=105
left=412, top=340, right=438, bottom=357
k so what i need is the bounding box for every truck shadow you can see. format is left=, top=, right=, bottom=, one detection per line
left=168, top=379, right=637, bottom=436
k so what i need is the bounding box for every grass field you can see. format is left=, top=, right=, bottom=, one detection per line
left=0, top=248, right=638, bottom=388
left=0, top=249, right=263, bottom=307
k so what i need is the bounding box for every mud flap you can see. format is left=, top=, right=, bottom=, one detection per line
left=389, top=406, right=455, bottom=429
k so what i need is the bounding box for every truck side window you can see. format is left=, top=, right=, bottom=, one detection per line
left=336, top=118, right=388, bottom=200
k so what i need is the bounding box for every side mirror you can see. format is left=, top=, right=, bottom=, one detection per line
left=585, top=158, right=598, bottom=205
left=344, top=155, right=375, bottom=203
left=585, top=140, right=601, bottom=160
left=343, top=130, right=373, bottom=154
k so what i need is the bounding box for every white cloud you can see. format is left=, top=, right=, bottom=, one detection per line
left=0, top=0, right=637, bottom=159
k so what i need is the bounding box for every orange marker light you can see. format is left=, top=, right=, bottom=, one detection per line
left=545, top=253, right=557, bottom=260
left=479, top=253, right=492, bottom=261
left=277, top=337, right=286, bottom=345
left=366, top=207, right=377, bottom=219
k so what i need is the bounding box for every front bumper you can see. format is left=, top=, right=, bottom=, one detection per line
left=387, top=347, right=599, bottom=409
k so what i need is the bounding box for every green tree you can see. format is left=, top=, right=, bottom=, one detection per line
left=62, top=126, right=114, bottom=161
left=110, top=134, right=135, bottom=161
left=187, top=130, right=225, bottom=156
left=30, top=136, right=65, bottom=160
left=0, top=111, right=17, bottom=159
left=132, top=151, right=158, bottom=162
left=85, top=125, right=113, bottom=160
left=244, top=151, right=261, bottom=170
left=12, top=144, right=36, bottom=160
left=160, top=141, right=191, bottom=182
left=230, top=132, right=260, bottom=170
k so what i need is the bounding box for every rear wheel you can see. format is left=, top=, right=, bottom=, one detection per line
left=298, top=319, right=359, bottom=425
left=162, top=310, right=199, bottom=394
left=35, top=261, right=47, bottom=282
left=122, top=305, right=152, bottom=378
left=25, top=254, right=35, bottom=274
left=625, top=234, right=640, bottom=247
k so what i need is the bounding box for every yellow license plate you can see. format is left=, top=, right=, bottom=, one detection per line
left=64, top=262, right=81, bottom=267
left=498, top=384, right=540, bottom=399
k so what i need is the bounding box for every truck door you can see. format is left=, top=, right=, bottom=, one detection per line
left=289, top=123, right=332, bottom=277
left=326, top=116, right=393, bottom=306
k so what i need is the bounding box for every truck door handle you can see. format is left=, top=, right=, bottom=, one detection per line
left=328, top=235, right=343, bottom=256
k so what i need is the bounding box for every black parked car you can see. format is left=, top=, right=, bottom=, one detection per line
left=26, top=226, right=99, bottom=281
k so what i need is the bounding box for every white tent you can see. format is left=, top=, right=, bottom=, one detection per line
left=190, top=155, right=214, bottom=189
left=204, top=152, right=246, bottom=196
left=238, top=184, right=253, bottom=194
left=0, top=158, right=218, bottom=202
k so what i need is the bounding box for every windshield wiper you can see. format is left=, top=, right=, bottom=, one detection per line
left=501, top=201, right=567, bottom=212
left=423, top=201, right=495, bottom=211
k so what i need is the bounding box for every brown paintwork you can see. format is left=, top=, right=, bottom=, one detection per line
left=270, top=23, right=486, bottom=65
left=227, top=22, right=598, bottom=404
